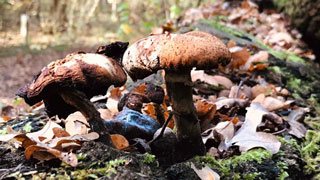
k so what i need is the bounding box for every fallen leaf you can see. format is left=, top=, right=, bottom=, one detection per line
left=190, top=162, right=220, bottom=180
left=202, top=121, right=234, bottom=146
left=224, top=103, right=281, bottom=154
left=231, top=47, right=251, bottom=69
left=98, top=108, right=114, bottom=121
left=111, top=134, right=129, bottom=150
left=214, top=98, right=248, bottom=110
left=243, top=51, right=269, bottom=70
left=286, top=109, right=308, bottom=138
left=261, top=96, right=285, bottom=111
left=251, top=84, right=276, bottom=98
left=53, top=127, right=70, bottom=138
left=191, top=70, right=233, bottom=89
left=108, top=85, right=127, bottom=100
left=27, top=120, right=62, bottom=142
left=65, top=111, right=89, bottom=126
left=133, top=84, right=147, bottom=94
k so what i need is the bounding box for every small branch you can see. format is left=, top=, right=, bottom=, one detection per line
left=149, top=111, right=173, bottom=144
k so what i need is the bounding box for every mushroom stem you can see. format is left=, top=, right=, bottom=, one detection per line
left=59, top=88, right=113, bottom=146
left=165, top=70, right=205, bottom=160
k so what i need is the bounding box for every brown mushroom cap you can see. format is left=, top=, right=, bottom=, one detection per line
left=122, top=31, right=231, bottom=80
left=17, top=52, right=127, bottom=117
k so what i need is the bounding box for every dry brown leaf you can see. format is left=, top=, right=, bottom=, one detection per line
left=231, top=47, right=251, bottom=69
left=53, top=127, right=70, bottom=138
left=133, top=84, right=147, bottom=94
left=111, top=134, right=129, bottom=150
left=142, top=103, right=157, bottom=120
left=216, top=113, right=239, bottom=124
left=214, top=98, right=248, bottom=110
left=65, top=111, right=89, bottom=126
left=228, top=85, right=252, bottom=99
left=243, top=51, right=269, bottom=70
left=109, top=85, right=127, bottom=100
left=262, top=97, right=285, bottom=111
left=27, top=120, right=62, bottom=142
left=98, top=108, right=114, bottom=121
left=48, top=132, right=99, bottom=148
left=190, top=162, right=220, bottom=180
left=0, top=116, right=11, bottom=122
left=252, top=93, right=265, bottom=104
left=202, top=121, right=234, bottom=145
left=224, top=103, right=281, bottom=154
left=286, top=109, right=308, bottom=138
left=196, top=100, right=217, bottom=131
left=191, top=70, right=233, bottom=89
left=251, top=84, right=276, bottom=98
left=66, top=118, right=87, bottom=136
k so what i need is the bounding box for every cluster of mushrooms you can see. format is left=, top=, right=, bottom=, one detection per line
left=18, top=31, right=231, bottom=160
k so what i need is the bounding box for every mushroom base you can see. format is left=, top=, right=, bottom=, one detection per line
left=59, top=89, right=113, bottom=146
left=165, top=71, right=205, bottom=161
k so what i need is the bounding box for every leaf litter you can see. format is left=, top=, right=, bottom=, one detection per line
left=0, top=0, right=317, bottom=179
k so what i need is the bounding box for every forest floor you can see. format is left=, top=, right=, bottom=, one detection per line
left=0, top=0, right=320, bottom=179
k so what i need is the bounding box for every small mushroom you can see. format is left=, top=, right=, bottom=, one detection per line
left=17, top=47, right=127, bottom=145
left=122, top=31, right=231, bottom=160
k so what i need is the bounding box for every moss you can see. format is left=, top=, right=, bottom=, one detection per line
left=197, top=148, right=272, bottom=179
left=308, top=95, right=320, bottom=115
left=276, top=161, right=289, bottom=180
left=268, top=66, right=283, bottom=75
left=142, top=153, right=159, bottom=166
left=201, top=19, right=307, bottom=65
left=242, top=172, right=261, bottom=180
left=277, top=136, right=301, bottom=153
left=22, top=121, right=32, bottom=133
left=302, top=130, right=320, bottom=177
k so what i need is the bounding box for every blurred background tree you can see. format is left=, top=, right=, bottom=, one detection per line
left=0, top=0, right=208, bottom=51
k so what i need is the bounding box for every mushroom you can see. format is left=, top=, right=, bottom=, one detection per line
left=17, top=47, right=127, bottom=145
left=122, top=31, right=231, bottom=160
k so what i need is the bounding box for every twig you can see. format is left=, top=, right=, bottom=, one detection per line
left=235, top=79, right=245, bottom=98
left=271, top=128, right=287, bottom=135
left=149, top=111, right=173, bottom=144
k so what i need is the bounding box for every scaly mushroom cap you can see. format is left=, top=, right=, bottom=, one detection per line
left=17, top=52, right=127, bottom=117
left=122, top=31, right=231, bottom=80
